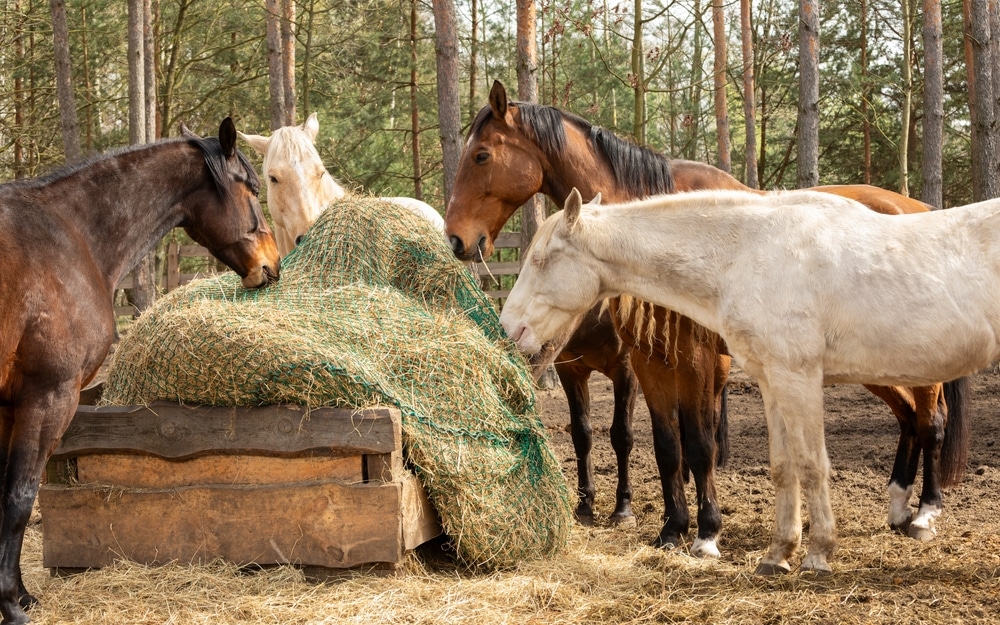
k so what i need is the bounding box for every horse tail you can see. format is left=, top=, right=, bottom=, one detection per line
left=716, top=385, right=730, bottom=469
left=940, top=376, right=972, bottom=488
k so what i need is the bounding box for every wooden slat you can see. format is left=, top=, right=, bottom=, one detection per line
left=53, top=404, right=401, bottom=460
left=494, top=231, right=522, bottom=248
left=39, top=480, right=408, bottom=569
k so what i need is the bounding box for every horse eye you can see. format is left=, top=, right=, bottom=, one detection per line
left=475, top=152, right=490, bottom=165
left=269, top=175, right=279, bottom=184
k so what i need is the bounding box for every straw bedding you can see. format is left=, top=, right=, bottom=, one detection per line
left=99, top=195, right=573, bottom=568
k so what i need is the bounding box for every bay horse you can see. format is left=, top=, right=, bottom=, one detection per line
left=445, top=80, right=969, bottom=557
left=0, top=117, right=280, bottom=624
left=238, top=113, right=444, bottom=256
left=501, top=187, right=997, bottom=574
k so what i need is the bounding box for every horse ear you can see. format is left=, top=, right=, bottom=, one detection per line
left=218, top=117, right=237, bottom=158
left=489, top=80, right=508, bottom=120
left=238, top=131, right=270, bottom=155
left=303, top=113, right=320, bottom=141
left=179, top=122, right=199, bottom=139
left=590, top=192, right=602, bottom=205
left=564, top=188, right=583, bottom=230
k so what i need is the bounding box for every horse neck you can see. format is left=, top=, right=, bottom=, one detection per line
left=579, top=200, right=742, bottom=332
left=319, top=171, right=346, bottom=206
left=46, top=141, right=207, bottom=289
left=540, top=122, right=621, bottom=205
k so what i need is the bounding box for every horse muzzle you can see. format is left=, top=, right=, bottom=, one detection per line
left=448, top=233, right=491, bottom=263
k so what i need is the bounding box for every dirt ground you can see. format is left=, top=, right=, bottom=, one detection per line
left=535, top=361, right=1000, bottom=549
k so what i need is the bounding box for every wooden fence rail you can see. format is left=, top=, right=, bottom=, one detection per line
left=115, top=231, right=524, bottom=318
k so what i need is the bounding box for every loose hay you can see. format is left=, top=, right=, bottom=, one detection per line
left=100, top=196, right=573, bottom=568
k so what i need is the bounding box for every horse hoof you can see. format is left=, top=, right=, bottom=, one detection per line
left=651, top=533, right=682, bottom=550
left=800, top=554, right=833, bottom=575
left=907, top=525, right=936, bottom=542
left=690, top=538, right=721, bottom=559
left=574, top=512, right=596, bottom=527
left=18, top=592, right=38, bottom=611
left=608, top=512, right=636, bottom=528
left=755, top=562, right=791, bottom=576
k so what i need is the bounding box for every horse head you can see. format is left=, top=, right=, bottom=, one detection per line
left=446, top=81, right=549, bottom=262
left=239, top=113, right=346, bottom=255
left=500, top=188, right=602, bottom=353
left=179, top=117, right=280, bottom=288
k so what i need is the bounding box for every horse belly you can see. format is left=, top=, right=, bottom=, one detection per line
left=821, top=325, right=1000, bottom=386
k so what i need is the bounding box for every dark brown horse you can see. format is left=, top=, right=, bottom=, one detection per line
left=446, top=80, right=969, bottom=559
left=0, top=118, right=280, bottom=624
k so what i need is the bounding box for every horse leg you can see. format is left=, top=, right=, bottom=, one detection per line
left=555, top=363, right=598, bottom=526
left=630, top=353, right=689, bottom=549
left=606, top=358, right=638, bottom=526
left=862, top=384, right=921, bottom=534
left=0, top=382, right=80, bottom=624
left=754, top=369, right=835, bottom=575
left=908, top=385, right=947, bottom=541
left=673, top=319, right=727, bottom=558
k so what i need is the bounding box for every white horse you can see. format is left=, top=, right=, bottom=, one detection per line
left=501, top=187, right=1000, bottom=575
left=238, top=113, right=444, bottom=255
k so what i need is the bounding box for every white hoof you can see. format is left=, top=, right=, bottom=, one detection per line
left=690, top=537, right=721, bottom=559
left=800, top=553, right=832, bottom=575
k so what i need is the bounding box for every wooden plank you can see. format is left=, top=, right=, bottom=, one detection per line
left=53, top=404, right=401, bottom=460
left=39, top=480, right=405, bottom=569
left=400, top=472, right=441, bottom=550
left=494, top=231, right=522, bottom=248
left=481, top=261, right=521, bottom=276
left=76, top=454, right=364, bottom=488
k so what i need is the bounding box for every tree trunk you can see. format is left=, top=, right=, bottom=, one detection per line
left=50, top=0, right=82, bottom=163
left=144, top=0, right=157, bottom=140
left=922, top=0, right=943, bottom=208
left=281, top=0, right=296, bottom=125
left=469, top=0, right=479, bottom=120
left=516, top=0, right=545, bottom=245
left=409, top=0, right=423, bottom=200
left=713, top=0, right=732, bottom=173
left=14, top=0, right=25, bottom=177
left=969, top=0, right=1000, bottom=200
left=632, top=0, right=647, bottom=145
left=796, top=0, right=820, bottom=188
left=740, top=0, right=758, bottom=188
left=127, top=0, right=157, bottom=314
left=899, top=0, right=912, bottom=196
left=266, top=0, right=285, bottom=130
left=685, top=0, right=704, bottom=157
left=861, top=0, right=871, bottom=184
left=432, top=0, right=462, bottom=204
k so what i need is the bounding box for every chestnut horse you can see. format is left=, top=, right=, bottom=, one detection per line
left=500, top=187, right=994, bottom=574
left=0, top=118, right=280, bottom=624
left=445, top=80, right=969, bottom=557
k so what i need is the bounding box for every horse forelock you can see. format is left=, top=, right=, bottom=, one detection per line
left=187, top=135, right=260, bottom=200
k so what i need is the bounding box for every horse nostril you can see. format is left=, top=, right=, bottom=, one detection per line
left=448, top=235, right=465, bottom=257
left=475, top=235, right=489, bottom=262
left=295, top=234, right=304, bottom=246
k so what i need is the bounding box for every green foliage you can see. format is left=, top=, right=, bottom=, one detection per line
left=0, top=0, right=977, bottom=209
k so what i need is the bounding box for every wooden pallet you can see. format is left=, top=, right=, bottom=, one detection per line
left=39, top=401, right=440, bottom=576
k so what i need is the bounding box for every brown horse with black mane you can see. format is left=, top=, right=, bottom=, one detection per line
left=0, top=118, right=280, bottom=624
left=446, top=80, right=969, bottom=560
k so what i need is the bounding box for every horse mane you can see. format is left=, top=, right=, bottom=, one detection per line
left=470, top=101, right=675, bottom=197
left=5, top=137, right=259, bottom=202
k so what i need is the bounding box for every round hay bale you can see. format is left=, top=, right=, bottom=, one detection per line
left=101, top=196, right=573, bottom=567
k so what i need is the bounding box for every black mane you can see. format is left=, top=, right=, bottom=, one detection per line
left=470, top=101, right=675, bottom=196
left=186, top=135, right=261, bottom=200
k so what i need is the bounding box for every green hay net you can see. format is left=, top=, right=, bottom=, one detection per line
left=100, top=196, right=572, bottom=568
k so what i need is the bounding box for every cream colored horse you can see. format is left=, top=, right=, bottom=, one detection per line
left=501, top=187, right=999, bottom=575
left=239, top=114, right=444, bottom=255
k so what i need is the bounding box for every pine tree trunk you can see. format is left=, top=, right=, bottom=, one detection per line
left=922, top=0, right=943, bottom=208
left=713, top=0, right=732, bottom=173
left=796, top=0, right=820, bottom=188
left=281, top=0, right=296, bottom=125
left=50, top=0, right=82, bottom=163
left=432, top=0, right=461, bottom=203
left=266, top=0, right=285, bottom=130
left=516, top=0, right=545, bottom=244
left=740, top=0, right=758, bottom=188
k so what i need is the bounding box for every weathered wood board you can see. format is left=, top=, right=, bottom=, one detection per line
left=39, top=402, right=441, bottom=574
